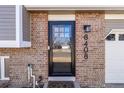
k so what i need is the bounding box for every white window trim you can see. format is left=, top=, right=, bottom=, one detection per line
left=0, top=56, right=10, bottom=80
left=0, top=6, right=21, bottom=48
left=0, top=5, right=31, bottom=48
left=16, top=5, right=22, bottom=47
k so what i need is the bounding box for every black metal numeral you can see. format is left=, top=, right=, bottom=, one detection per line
left=84, top=41, right=88, bottom=46
left=84, top=46, right=88, bottom=52
left=84, top=34, right=88, bottom=59
left=84, top=34, right=88, bottom=40
left=84, top=53, right=88, bottom=59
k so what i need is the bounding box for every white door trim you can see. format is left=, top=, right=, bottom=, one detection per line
left=48, top=77, right=75, bottom=81
left=0, top=56, right=10, bottom=80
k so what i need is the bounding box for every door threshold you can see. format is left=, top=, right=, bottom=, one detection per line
left=48, top=76, right=75, bottom=81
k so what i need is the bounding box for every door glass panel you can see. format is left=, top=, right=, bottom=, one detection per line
left=54, top=33, right=59, bottom=37
left=60, top=33, right=64, bottom=37
left=59, top=26, right=64, bottom=33
left=65, top=33, right=70, bottom=38
left=65, top=26, right=70, bottom=33
left=52, top=25, right=72, bottom=73
left=54, top=26, right=59, bottom=32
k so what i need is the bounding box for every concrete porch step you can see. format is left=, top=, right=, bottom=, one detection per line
left=43, top=81, right=80, bottom=88
left=48, top=77, right=75, bottom=81
left=43, top=77, right=80, bottom=88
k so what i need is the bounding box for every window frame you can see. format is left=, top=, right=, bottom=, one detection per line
left=119, top=34, right=124, bottom=41
left=0, top=56, right=10, bottom=80
left=105, top=29, right=124, bottom=42
left=106, top=34, right=116, bottom=41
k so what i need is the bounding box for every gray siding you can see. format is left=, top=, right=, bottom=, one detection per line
left=22, top=6, right=30, bottom=41
left=0, top=5, right=16, bottom=40
left=106, top=19, right=124, bottom=35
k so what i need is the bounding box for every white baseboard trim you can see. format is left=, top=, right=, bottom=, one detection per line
left=48, top=77, right=75, bottom=81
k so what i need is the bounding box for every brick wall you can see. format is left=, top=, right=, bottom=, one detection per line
left=75, top=11, right=105, bottom=87
left=0, top=11, right=48, bottom=87
left=0, top=11, right=106, bottom=87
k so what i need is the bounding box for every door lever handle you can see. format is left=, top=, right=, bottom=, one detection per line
left=48, top=46, right=50, bottom=50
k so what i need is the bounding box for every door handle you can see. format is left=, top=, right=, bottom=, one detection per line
left=48, top=46, right=50, bottom=50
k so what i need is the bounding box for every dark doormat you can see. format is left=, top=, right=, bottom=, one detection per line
left=48, top=81, right=74, bottom=88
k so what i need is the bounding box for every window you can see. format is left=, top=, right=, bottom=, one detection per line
left=0, top=56, right=9, bottom=80
left=119, top=34, right=124, bottom=41
left=106, top=34, right=115, bottom=41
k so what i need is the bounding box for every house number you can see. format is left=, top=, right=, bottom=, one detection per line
left=84, top=34, right=88, bottom=59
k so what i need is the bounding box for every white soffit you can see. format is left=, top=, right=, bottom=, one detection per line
left=48, top=11, right=75, bottom=21
left=25, top=5, right=124, bottom=10
left=105, top=14, right=124, bottom=19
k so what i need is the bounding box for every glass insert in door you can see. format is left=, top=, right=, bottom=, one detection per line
left=52, top=25, right=72, bottom=74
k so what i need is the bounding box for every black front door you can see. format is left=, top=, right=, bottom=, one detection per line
left=48, top=21, right=75, bottom=76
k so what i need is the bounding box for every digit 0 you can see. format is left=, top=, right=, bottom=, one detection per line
left=84, top=47, right=88, bottom=52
